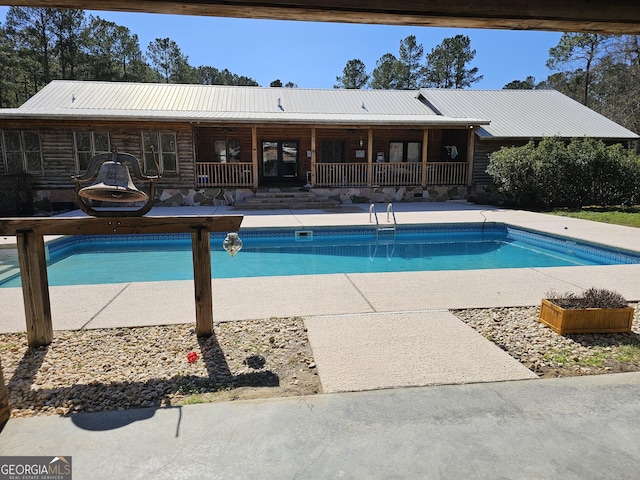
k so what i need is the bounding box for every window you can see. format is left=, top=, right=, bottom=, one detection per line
left=0, top=130, right=43, bottom=174
left=321, top=140, right=346, bottom=163
left=74, top=131, right=110, bottom=172
left=214, top=139, right=241, bottom=163
left=142, top=132, right=178, bottom=174
left=389, top=141, right=422, bottom=163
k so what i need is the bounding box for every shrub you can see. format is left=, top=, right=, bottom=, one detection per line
left=546, top=287, right=628, bottom=309
left=487, top=137, right=640, bottom=208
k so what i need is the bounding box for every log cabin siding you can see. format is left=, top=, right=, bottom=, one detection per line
left=3, top=120, right=198, bottom=189
left=472, top=138, right=530, bottom=185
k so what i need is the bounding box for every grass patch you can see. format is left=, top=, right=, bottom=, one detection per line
left=550, top=208, right=640, bottom=228
left=544, top=348, right=607, bottom=368
left=615, top=344, right=640, bottom=363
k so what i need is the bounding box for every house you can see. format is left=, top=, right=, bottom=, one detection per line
left=0, top=80, right=637, bottom=213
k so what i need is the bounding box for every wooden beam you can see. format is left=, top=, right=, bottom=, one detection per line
left=1, top=1, right=639, bottom=34
left=0, top=215, right=243, bottom=236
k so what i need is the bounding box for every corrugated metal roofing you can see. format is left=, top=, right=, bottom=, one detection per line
left=10, top=80, right=487, bottom=126
left=419, top=88, right=639, bottom=139
left=2, top=81, right=637, bottom=139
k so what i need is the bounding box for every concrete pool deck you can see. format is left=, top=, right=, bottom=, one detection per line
left=3, top=202, right=640, bottom=478
left=2, top=201, right=640, bottom=328
left=1, top=201, right=640, bottom=391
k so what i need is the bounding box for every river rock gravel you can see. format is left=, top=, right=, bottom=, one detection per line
left=1, top=317, right=321, bottom=418
left=453, top=302, right=640, bottom=378
left=2, top=304, right=640, bottom=418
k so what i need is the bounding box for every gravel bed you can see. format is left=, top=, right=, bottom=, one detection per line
left=1, top=317, right=321, bottom=418
left=454, top=302, right=640, bottom=378
left=3, top=304, right=640, bottom=418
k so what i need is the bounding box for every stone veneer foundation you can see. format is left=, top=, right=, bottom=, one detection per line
left=32, top=185, right=488, bottom=212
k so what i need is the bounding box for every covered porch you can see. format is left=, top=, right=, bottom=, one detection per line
left=193, top=125, right=477, bottom=190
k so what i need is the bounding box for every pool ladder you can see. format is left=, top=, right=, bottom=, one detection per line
left=369, top=203, right=397, bottom=260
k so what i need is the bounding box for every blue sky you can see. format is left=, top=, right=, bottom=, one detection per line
left=1, top=8, right=563, bottom=89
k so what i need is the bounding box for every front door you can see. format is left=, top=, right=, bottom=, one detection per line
left=262, top=140, right=299, bottom=183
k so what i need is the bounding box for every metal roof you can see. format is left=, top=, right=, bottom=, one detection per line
left=419, top=88, right=639, bottom=139
left=1, top=81, right=637, bottom=139
left=7, top=80, right=487, bottom=127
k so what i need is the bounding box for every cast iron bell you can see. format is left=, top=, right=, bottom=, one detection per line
left=73, top=151, right=159, bottom=217
left=77, top=161, right=148, bottom=203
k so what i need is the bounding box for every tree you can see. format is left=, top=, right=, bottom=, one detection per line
left=0, top=24, right=21, bottom=107
left=503, top=76, right=537, bottom=89
left=284, top=81, right=297, bottom=88
left=270, top=79, right=283, bottom=87
left=423, top=34, right=482, bottom=88
left=397, top=35, right=424, bottom=89
left=5, top=7, right=57, bottom=94
left=50, top=9, right=85, bottom=79
left=83, top=16, right=150, bottom=81
left=334, top=58, right=369, bottom=89
left=369, top=53, right=402, bottom=89
left=546, top=33, right=611, bottom=106
left=147, top=37, right=192, bottom=83
left=195, top=66, right=258, bottom=86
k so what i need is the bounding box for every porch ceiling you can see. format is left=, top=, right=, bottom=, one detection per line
left=3, top=1, right=639, bottom=34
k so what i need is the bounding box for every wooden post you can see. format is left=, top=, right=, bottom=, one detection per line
left=191, top=228, right=214, bottom=337
left=421, top=128, right=429, bottom=187
left=367, top=128, right=373, bottom=187
left=0, top=357, right=9, bottom=426
left=251, top=125, right=259, bottom=189
left=467, top=127, right=476, bottom=186
left=16, top=231, right=53, bottom=347
left=310, top=127, right=316, bottom=186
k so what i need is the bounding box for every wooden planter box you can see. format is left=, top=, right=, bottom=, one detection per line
left=539, top=298, right=635, bottom=335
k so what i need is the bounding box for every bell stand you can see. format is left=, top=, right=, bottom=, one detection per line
left=0, top=214, right=243, bottom=426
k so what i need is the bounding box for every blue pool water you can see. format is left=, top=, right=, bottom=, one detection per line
left=2, top=224, right=639, bottom=287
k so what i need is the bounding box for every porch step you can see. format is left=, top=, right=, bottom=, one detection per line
left=235, top=189, right=341, bottom=210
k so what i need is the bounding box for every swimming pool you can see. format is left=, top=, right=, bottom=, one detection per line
left=1, top=223, right=639, bottom=287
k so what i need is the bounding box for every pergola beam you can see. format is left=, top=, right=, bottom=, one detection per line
left=1, top=1, right=640, bottom=34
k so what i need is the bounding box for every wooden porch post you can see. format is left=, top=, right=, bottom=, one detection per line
left=367, top=128, right=373, bottom=187
left=311, top=127, right=316, bottom=186
left=467, top=127, right=476, bottom=186
left=16, top=231, right=53, bottom=347
left=421, top=129, right=429, bottom=187
left=251, top=125, right=259, bottom=189
left=192, top=228, right=213, bottom=337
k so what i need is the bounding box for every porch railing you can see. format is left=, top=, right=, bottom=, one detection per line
left=195, top=162, right=253, bottom=187
left=314, top=163, right=369, bottom=186
left=194, top=161, right=468, bottom=188
left=373, top=162, right=422, bottom=186
left=425, top=162, right=468, bottom=185
left=314, top=161, right=468, bottom=187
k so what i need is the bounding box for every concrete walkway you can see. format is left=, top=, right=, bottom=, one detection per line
left=2, top=373, right=640, bottom=479
left=2, top=202, right=640, bottom=478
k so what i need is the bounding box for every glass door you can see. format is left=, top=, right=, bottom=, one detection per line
left=262, top=140, right=299, bottom=182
